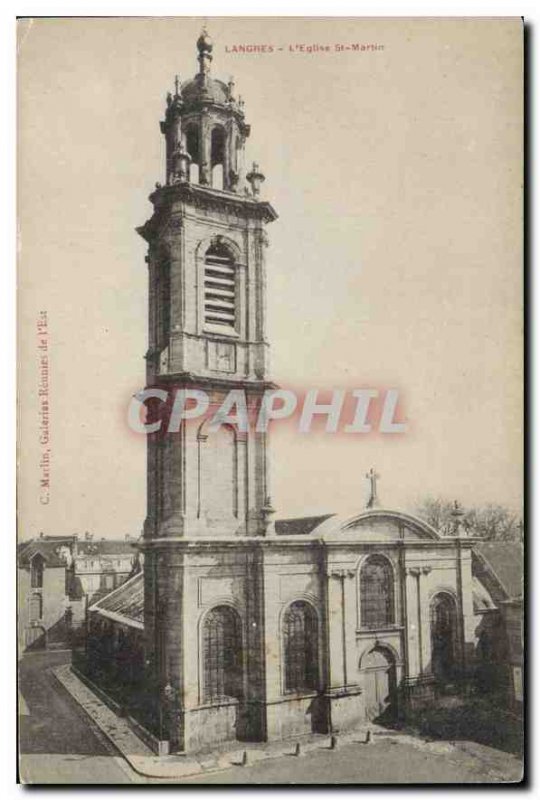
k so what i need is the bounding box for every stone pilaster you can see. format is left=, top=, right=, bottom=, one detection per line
left=324, top=567, right=363, bottom=732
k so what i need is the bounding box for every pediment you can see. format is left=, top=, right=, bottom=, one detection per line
left=313, top=509, right=441, bottom=542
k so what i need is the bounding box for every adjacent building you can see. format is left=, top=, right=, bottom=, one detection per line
left=472, top=541, right=524, bottom=709
left=18, top=533, right=139, bottom=652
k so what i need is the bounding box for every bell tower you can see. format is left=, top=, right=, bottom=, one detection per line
left=138, top=29, right=278, bottom=542
left=136, top=31, right=277, bottom=751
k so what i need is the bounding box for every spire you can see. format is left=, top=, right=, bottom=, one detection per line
left=366, top=468, right=380, bottom=509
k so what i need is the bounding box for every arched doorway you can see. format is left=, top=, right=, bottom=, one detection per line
left=430, top=592, right=458, bottom=682
left=360, top=646, right=397, bottom=722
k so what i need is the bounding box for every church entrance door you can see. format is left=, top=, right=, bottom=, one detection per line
left=430, top=592, right=458, bottom=683
left=361, top=646, right=396, bottom=722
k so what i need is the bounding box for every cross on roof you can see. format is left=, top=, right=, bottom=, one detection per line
left=366, top=468, right=380, bottom=509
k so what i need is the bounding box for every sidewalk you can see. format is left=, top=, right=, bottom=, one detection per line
left=53, top=664, right=380, bottom=779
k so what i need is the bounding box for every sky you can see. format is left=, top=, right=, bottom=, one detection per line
left=17, top=17, right=523, bottom=539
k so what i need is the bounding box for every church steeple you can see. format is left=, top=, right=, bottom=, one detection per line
left=160, top=31, right=252, bottom=191
left=138, top=33, right=277, bottom=541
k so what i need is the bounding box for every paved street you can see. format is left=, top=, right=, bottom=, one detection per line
left=18, top=651, right=523, bottom=785
left=174, top=737, right=523, bottom=785
left=18, top=651, right=133, bottom=784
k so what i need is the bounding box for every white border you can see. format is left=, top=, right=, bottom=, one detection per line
left=4, top=2, right=534, bottom=797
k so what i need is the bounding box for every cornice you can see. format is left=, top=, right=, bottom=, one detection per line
left=145, top=373, right=279, bottom=393
left=137, top=183, right=278, bottom=242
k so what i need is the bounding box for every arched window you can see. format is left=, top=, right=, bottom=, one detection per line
left=203, top=244, right=236, bottom=334
left=29, top=593, right=43, bottom=622
left=430, top=592, right=458, bottom=680
left=185, top=124, right=200, bottom=184
left=203, top=606, right=243, bottom=703
left=211, top=127, right=225, bottom=190
left=360, top=555, right=395, bottom=629
left=30, top=554, right=44, bottom=589
left=283, top=601, right=319, bottom=693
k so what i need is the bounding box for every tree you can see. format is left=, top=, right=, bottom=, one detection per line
left=414, top=497, right=523, bottom=541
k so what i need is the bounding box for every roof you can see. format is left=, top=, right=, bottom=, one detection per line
left=305, top=508, right=442, bottom=542
left=275, top=514, right=335, bottom=536
left=181, top=75, right=229, bottom=107
left=89, top=572, right=144, bottom=629
left=75, top=540, right=136, bottom=556
left=472, top=576, right=497, bottom=612
left=473, top=541, right=523, bottom=601
left=17, top=540, right=69, bottom=568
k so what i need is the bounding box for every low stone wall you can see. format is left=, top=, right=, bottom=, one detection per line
left=266, top=693, right=319, bottom=741
left=183, top=701, right=239, bottom=753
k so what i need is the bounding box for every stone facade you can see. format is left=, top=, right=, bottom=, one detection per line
left=127, top=33, right=490, bottom=755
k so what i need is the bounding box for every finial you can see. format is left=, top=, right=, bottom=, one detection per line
left=228, top=76, right=235, bottom=99
left=174, top=74, right=180, bottom=97
left=246, top=162, right=265, bottom=197
left=261, top=496, right=276, bottom=536
left=451, top=499, right=463, bottom=515
left=450, top=500, right=468, bottom=536
left=197, top=27, right=213, bottom=75
left=366, top=468, right=380, bottom=509
left=171, top=140, right=191, bottom=184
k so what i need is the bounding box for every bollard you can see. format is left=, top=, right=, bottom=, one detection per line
left=330, top=734, right=338, bottom=750
left=241, top=750, right=248, bottom=766
left=293, top=742, right=301, bottom=757
left=365, top=730, right=372, bottom=744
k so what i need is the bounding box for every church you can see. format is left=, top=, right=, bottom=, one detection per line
left=82, top=31, right=518, bottom=755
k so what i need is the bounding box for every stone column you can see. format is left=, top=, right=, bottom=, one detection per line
left=457, top=542, right=476, bottom=677
left=199, top=117, right=211, bottom=186
left=419, top=566, right=433, bottom=675
left=404, top=568, right=421, bottom=679
left=403, top=566, right=435, bottom=708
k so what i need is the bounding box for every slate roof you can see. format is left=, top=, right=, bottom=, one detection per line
left=89, top=572, right=144, bottom=629
left=75, top=540, right=136, bottom=556
left=274, top=514, right=335, bottom=536
left=473, top=541, right=524, bottom=602
left=17, top=540, right=70, bottom=568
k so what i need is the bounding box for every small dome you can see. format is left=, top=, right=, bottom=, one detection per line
left=181, top=75, right=229, bottom=107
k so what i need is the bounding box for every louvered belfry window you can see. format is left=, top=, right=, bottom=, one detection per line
left=360, top=556, right=395, bottom=629
left=203, top=605, right=243, bottom=703
left=283, top=601, right=319, bottom=693
left=203, top=244, right=236, bottom=332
